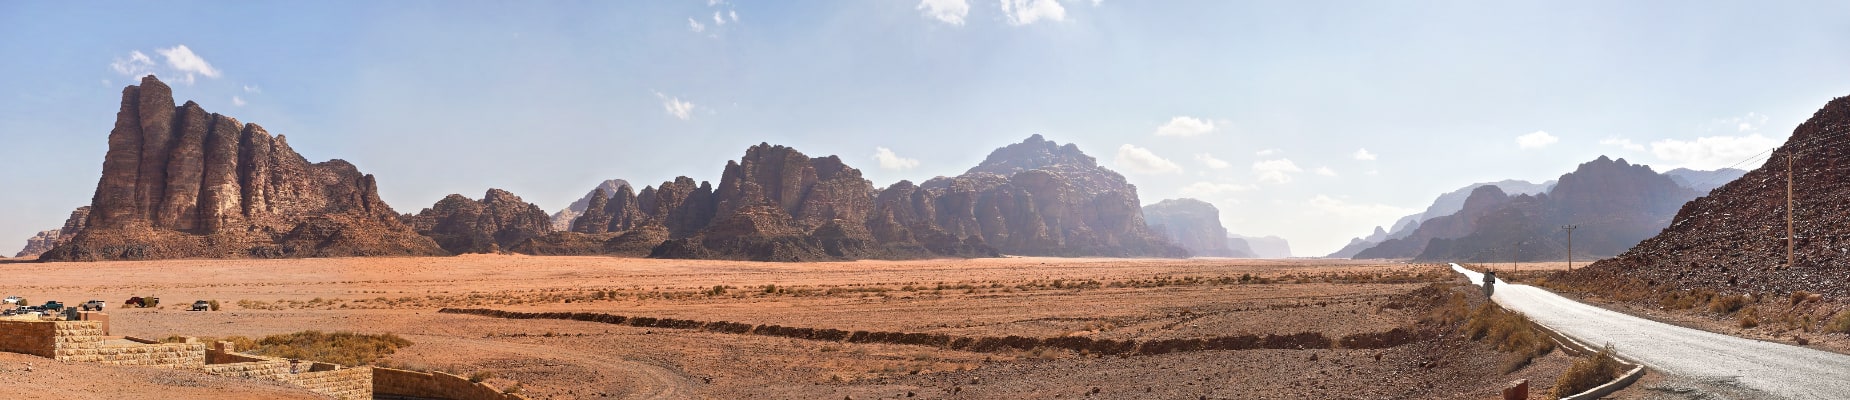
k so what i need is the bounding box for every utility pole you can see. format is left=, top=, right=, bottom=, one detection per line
left=1562, top=225, right=1578, bottom=271
left=1788, top=152, right=1796, bottom=269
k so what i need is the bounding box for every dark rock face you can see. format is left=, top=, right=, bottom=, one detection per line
left=1355, top=185, right=1512, bottom=259
left=550, top=179, right=631, bottom=231
left=14, top=207, right=90, bottom=258
left=404, top=189, right=553, bottom=254
left=40, top=75, right=445, bottom=261
left=1355, top=156, right=1698, bottom=262
left=1567, top=95, right=1850, bottom=297
left=1142, top=198, right=1237, bottom=257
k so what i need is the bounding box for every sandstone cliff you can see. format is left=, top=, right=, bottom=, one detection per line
left=1565, top=95, right=1850, bottom=296
left=14, top=207, right=90, bottom=258
left=1354, top=185, right=1513, bottom=259
left=404, top=189, right=552, bottom=254
left=40, top=75, right=445, bottom=261
left=548, top=179, right=631, bottom=231
left=1142, top=198, right=1239, bottom=257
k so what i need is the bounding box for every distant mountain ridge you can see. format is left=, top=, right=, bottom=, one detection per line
left=1143, top=198, right=1248, bottom=258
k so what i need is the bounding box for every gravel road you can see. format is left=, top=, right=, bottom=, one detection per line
left=1453, top=263, right=1850, bottom=399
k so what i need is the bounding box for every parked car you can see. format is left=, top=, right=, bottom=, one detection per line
left=3, top=296, right=21, bottom=305
left=80, top=300, right=106, bottom=311
left=190, top=300, right=212, bottom=311
left=41, top=301, right=64, bottom=311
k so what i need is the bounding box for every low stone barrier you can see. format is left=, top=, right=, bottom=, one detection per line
left=439, top=308, right=1425, bottom=356
left=374, top=367, right=530, bottom=400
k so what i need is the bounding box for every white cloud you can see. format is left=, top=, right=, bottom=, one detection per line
left=1599, top=137, right=1646, bottom=152
left=708, top=0, right=723, bottom=5
left=1255, top=148, right=1281, bottom=156
left=1179, top=181, right=1255, bottom=199
left=242, top=85, right=261, bottom=93
left=872, top=147, right=921, bottom=170
left=730, top=10, right=739, bottom=22
left=917, top=0, right=970, bottom=25
left=1516, top=130, right=1559, bottom=149
left=1000, top=0, right=1066, bottom=25
left=1352, top=148, right=1377, bottom=161
left=1314, top=166, right=1337, bottom=177
left=1154, top=116, right=1216, bottom=137
left=1252, top=158, right=1303, bottom=184
left=714, top=11, right=726, bottom=25
left=1193, top=153, right=1231, bottom=169
left=688, top=18, right=706, bottom=33
left=653, top=91, right=695, bottom=120
left=156, top=45, right=219, bottom=84
left=1650, top=134, right=1781, bottom=170
left=1706, top=112, right=1769, bottom=133
left=110, top=50, right=155, bottom=78
left=1114, top=144, right=1183, bottom=174
left=1307, top=195, right=1419, bottom=220
left=231, top=96, right=246, bottom=107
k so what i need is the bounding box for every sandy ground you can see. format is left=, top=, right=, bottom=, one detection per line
left=0, top=255, right=1636, bottom=399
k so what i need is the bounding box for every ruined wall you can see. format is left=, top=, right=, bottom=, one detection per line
left=57, top=342, right=205, bottom=367
left=0, top=320, right=58, bottom=357
left=374, top=367, right=530, bottom=400
left=201, top=342, right=372, bottom=400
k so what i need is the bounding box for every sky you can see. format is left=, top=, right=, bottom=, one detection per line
left=3, top=1, right=1848, bottom=257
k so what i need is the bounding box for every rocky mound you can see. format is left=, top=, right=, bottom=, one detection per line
left=1142, top=198, right=1242, bottom=257
left=1567, top=95, right=1850, bottom=296
left=40, top=75, right=445, bottom=261
left=403, top=189, right=552, bottom=254
left=14, top=207, right=89, bottom=258
left=548, top=179, right=631, bottom=231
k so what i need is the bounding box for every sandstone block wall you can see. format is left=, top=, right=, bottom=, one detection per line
left=0, top=320, right=57, bottom=357
left=375, top=367, right=530, bottom=400
left=200, top=343, right=372, bottom=400
left=57, top=342, right=205, bottom=367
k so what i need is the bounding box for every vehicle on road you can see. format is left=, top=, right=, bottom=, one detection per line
left=190, top=300, right=212, bottom=311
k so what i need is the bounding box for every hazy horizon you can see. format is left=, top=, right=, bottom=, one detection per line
left=4, top=1, right=1849, bottom=256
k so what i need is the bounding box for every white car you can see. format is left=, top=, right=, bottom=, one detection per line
left=3, top=296, right=19, bottom=305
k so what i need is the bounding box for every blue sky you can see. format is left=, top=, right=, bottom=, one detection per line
left=3, top=1, right=1848, bottom=256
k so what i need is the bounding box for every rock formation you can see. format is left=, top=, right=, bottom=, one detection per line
left=1566, top=95, right=1850, bottom=296
left=1142, top=199, right=1240, bottom=257
left=14, top=207, right=90, bottom=258
left=39, top=75, right=445, bottom=261
left=548, top=179, right=631, bottom=231
left=1229, top=235, right=1291, bottom=258
left=1663, top=167, right=1747, bottom=194
left=1353, top=156, right=1697, bottom=262
left=404, top=189, right=552, bottom=254
left=1326, top=226, right=1389, bottom=259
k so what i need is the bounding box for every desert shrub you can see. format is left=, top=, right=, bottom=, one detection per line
left=1461, top=303, right=1554, bottom=372
left=1790, top=291, right=1814, bottom=306
left=1553, top=345, right=1624, bottom=397
left=1827, top=311, right=1850, bottom=334
left=1709, top=294, right=1751, bottom=314
left=1738, top=308, right=1760, bottom=329
left=244, top=330, right=413, bottom=366
left=208, top=300, right=221, bottom=311
left=468, top=370, right=495, bottom=383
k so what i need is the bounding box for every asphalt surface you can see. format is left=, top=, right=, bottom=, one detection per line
left=1452, top=263, right=1850, bottom=399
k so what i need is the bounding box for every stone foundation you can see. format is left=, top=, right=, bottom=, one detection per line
left=374, top=367, right=530, bottom=400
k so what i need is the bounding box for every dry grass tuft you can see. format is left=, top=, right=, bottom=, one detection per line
left=1553, top=344, right=1624, bottom=397
left=1461, top=302, right=1555, bottom=373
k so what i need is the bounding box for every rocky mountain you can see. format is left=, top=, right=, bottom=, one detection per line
left=1328, top=180, right=1551, bottom=258
left=14, top=207, right=90, bottom=258
left=513, top=135, right=1183, bottom=261
left=1229, top=234, right=1291, bottom=258
left=1142, top=198, right=1242, bottom=257
left=1325, top=226, right=1388, bottom=258
left=40, top=75, right=445, bottom=261
left=1354, top=185, right=1514, bottom=259
left=1565, top=95, right=1850, bottom=296
left=1404, top=156, right=1698, bottom=262
left=1663, top=167, right=1747, bottom=194
left=403, top=189, right=552, bottom=254
left=548, top=179, right=631, bottom=231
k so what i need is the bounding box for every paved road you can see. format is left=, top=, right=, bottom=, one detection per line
left=1452, top=263, right=1850, bottom=399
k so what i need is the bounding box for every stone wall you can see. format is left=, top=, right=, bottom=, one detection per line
left=0, top=320, right=57, bottom=357
left=57, top=342, right=205, bottom=367
left=374, top=367, right=530, bottom=400
left=202, top=342, right=372, bottom=400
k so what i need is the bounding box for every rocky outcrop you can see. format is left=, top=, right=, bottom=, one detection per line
left=1566, top=95, right=1850, bottom=296
left=1142, top=199, right=1238, bottom=257
left=1229, top=235, right=1291, bottom=258
left=1387, top=156, right=1697, bottom=262
left=40, top=75, right=445, bottom=261
left=15, top=207, right=90, bottom=258
left=404, top=189, right=552, bottom=254
left=1326, top=226, right=1388, bottom=258
left=549, top=179, right=631, bottom=231
left=1355, top=185, right=1513, bottom=259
